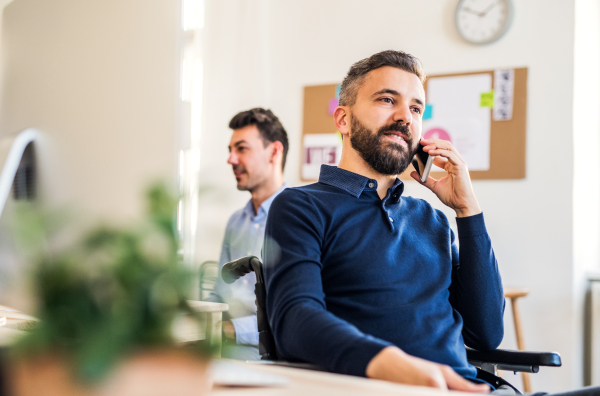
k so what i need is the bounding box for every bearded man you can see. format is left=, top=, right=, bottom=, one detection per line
left=263, top=50, right=502, bottom=392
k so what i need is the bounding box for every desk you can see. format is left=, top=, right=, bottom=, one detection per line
left=173, top=301, right=229, bottom=356
left=0, top=307, right=37, bottom=345
left=0, top=303, right=230, bottom=356
left=211, top=361, right=481, bottom=396
left=189, top=301, right=229, bottom=349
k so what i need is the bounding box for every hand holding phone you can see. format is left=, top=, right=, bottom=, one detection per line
left=411, top=141, right=434, bottom=183
left=414, top=138, right=482, bottom=217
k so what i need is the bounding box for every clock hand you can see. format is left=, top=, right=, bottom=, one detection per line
left=461, top=6, right=481, bottom=16
left=480, top=1, right=499, bottom=17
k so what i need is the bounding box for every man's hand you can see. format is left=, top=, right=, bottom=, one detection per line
left=410, top=138, right=482, bottom=218
left=222, top=320, right=236, bottom=340
left=366, top=346, right=490, bottom=393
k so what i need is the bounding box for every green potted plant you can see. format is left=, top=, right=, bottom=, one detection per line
left=6, top=183, right=213, bottom=396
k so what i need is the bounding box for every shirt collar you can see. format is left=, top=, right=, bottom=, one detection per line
left=243, top=182, right=290, bottom=217
left=318, top=165, right=404, bottom=200
left=260, top=182, right=289, bottom=213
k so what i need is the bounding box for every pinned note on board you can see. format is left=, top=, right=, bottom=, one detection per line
left=423, top=104, right=433, bottom=120
left=335, top=84, right=341, bottom=99
left=423, top=73, right=492, bottom=172
left=493, top=69, right=514, bottom=121
left=480, top=91, right=494, bottom=108
left=302, top=133, right=343, bottom=180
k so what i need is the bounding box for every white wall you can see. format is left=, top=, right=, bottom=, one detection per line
left=195, top=0, right=273, bottom=264
left=573, top=0, right=600, bottom=385
left=0, top=0, right=180, bottom=223
left=201, top=0, right=581, bottom=392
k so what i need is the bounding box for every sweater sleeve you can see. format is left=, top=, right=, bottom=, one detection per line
left=449, top=212, right=505, bottom=350
left=263, top=190, right=392, bottom=376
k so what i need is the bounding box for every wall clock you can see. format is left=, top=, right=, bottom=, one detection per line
left=455, top=0, right=514, bottom=45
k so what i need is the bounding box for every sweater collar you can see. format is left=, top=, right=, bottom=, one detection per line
left=318, top=165, right=404, bottom=200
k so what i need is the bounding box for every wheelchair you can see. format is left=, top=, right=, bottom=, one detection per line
left=222, top=256, right=561, bottom=394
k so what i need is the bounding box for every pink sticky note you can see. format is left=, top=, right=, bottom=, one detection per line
left=423, top=128, right=452, bottom=143
left=328, top=98, right=338, bottom=115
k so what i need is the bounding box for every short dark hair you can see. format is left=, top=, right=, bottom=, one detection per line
left=229, top=108, right=289, bottom=170
left=338, top=50, right=426, bottom=107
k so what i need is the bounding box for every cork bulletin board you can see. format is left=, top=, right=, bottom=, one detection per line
left=300, top=67, right=527, bottom=182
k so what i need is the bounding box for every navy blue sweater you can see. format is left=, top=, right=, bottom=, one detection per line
left=263, top=165, right=504, bottom=379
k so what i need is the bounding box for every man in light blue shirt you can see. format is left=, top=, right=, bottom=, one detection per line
left=211, top=108, right=289, bottom=360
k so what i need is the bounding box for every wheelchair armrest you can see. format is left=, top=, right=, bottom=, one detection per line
left=221, top=256, right=260, bottom=284
left=467, top=347, right=561, bottom=373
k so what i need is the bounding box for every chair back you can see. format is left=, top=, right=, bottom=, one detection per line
left=221, top=256, right=278, bottom=360
left=199, top=261, right=219, bottom=300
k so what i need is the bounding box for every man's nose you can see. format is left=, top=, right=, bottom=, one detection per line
left=227, top=152, right=238, bottom=165
left=393, top=104, right=412, bottom=126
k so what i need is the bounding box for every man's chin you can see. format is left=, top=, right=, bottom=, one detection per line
left=383, top=140, right=415, bottom=155
left=382, top=145, right=414, bottom=164
left=236, top=180, right=254, bottom=191
left=368, top=146, right=414, bottom=175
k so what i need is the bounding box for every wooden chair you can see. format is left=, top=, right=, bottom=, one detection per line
left=504, top=286, right=531, bottom=393
left=199, top=260, right=219, bottom=300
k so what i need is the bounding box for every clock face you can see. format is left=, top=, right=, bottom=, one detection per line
left=455, top=0, right=513, bottom=44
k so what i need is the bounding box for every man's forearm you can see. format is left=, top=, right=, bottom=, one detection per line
left=452, top=213, right=504, bottom=349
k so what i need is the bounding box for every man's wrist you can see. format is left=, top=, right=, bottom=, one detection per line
left=454, top=203, right=482, bottom=218
left=366, top=346, right=406, bottom=379
left=222, top=320, right=236, bottom=340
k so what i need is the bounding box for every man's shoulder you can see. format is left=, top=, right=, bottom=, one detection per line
left=401, top=195, right=434, bottom=209
left=284, top=181, right=355, bottom=196
left=273, top=182, right=343, bottom=205
left=401, top=195, right=450, bottom=224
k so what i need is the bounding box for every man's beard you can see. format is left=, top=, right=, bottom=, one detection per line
left=349, top=115, right=418, bottom=176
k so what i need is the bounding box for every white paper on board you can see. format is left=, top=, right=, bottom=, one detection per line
left=425, top=119, right=489, bottom=172
left=493, top=69, right=515, bottom=121
left=302, top=133, right=342, bottom=180
left=423, top=74, right=492, bottom=171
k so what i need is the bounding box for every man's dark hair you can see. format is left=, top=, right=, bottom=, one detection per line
left=229, top=108, right=289, bottom=170
left=338, top=50, right=426, bottom=107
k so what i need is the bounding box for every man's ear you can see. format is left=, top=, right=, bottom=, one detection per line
left=270, top=141, right=284, bottom=165
left=334, top=106, right=350, bottom=138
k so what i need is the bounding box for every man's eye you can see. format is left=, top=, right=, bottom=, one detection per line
left=380, top=97, right=393, bottom=104
left=412, top=107, right=422, bottom=114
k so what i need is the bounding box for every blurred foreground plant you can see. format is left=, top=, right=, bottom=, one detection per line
left=10, top=182, right=211, bottom=384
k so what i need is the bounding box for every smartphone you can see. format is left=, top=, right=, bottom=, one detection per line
left=412, top=142, right=434, bottom=183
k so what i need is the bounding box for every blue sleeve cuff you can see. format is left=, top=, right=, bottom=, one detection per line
left=231, top=315, right=259, bottom=346
left=456, top=212, right=487, bottom=238
left=342, top=337, right=392, bottom=377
